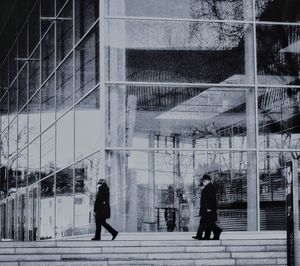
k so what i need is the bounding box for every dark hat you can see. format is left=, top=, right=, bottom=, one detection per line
left=97, top=179, right=106, bottom=184
left=202, top=175, right=211, bottom=181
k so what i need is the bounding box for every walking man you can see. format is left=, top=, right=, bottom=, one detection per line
left=193, top=174, right=222, bottom=240
left=92, top=179, right=118, bottom=240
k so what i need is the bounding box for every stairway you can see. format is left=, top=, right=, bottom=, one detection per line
left=0, top=232, right=288, bottom=266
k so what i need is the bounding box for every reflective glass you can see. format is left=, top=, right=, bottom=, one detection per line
left=28, top=1, right=40, bottom=54
left=107, top=149, right=251, bottom=232
left=1, top=128, right=9, bottom=165
left=256, top=0, right=300, bottom=22
left=107, top=0, right=253, bottom=20
left=28, top=48, right=40, bottom=98
left=256, top=24, right=300, bottom=85
left=57, top=0, right=73, bottom=64
left=106, top=20, right=254, bottom=84
left=56, top=166, right=74, bottom=237
left=28, top=91, right=40, bottom=142
left=17, top=148, right=28, bottom=189
left=41, top=0, right=55, bottom=35
left=18, top=24, right=28, bottom=70
left=0, top=167, right=7, bottom=200
left=75, top=28, right=99, bottom=102
left=1, top=92, right=8, bottom=130
left=74, top=152, right=100, bottom=235
left=0, top=58, right=8, bottom=89
left=259, top=152, right=288, bottom=230
left=41, top=126, right=55, bottom=178
left=7, top=197, right=16, bottom=239
left=8, top=159, right=17, bottom=196
left=107, top=85, right=252, bottom=149
left=75, top=87, right=100, bottom=160
left=42, top=25, right=55, bottom=83
left=28, top=137, right=40, bottom=185
left=57, top=111, right=74, bottom=169
left=9, top=81, right=18, bottom=121
left=56, top=55, right=73, bottom=114
left=258, top=87, right=300, bottom=149
left=40, top=175, right=55, bottom=239
left=17, top=191, right=28, bottom=241
left=75, top=0, right=99, bottom=41
left=8, top=118, right=18, bottom=158
left=41, top=75, right=55, bottom=131
left=8, top=42, right=17, bottom=85
left=0, top=202, right=6, bottom=238
left=18, top=66, right=28, bottom=111
left=28, top=186, right=38, bottom=241
left=18, top=106, right=28, bottom=150
left=57, top=0, right=69, bottom=14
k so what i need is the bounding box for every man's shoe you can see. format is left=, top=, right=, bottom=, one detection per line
left=112, top=231, right=118, bottom=240
left=91, top=237, right=100, bottom=241
left=213, top=228, right=223, bottom=240
left=192, top=236, right=202, bottom=240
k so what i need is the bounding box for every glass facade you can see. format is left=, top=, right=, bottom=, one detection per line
left=0, top=0, right=299, bottom=240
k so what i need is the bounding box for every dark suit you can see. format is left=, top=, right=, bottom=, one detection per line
left=198, top=182, right=221, bottom=239
left=93, top=183, right=117, bottom=239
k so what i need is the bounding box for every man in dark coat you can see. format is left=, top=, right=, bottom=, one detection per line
left=193, top=174, right=222, bottom=240
left=91, top=179, right=118, bottom=240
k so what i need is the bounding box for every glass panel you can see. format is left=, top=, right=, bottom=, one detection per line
left=1, top=128, right=9, bottom=165
left=18, top=23, right=28, bottom=70
left=259, top=152, right=286, bottom=230
left=256, top=24, right=300, bottom=85
left=74, top=152, right=100, bottom=235
left=0, top=202, right=6, bottom=239
left=40, top=175, right=55, bottom=239
left=56, top=55, right=73, bottom=114
left=41, top=0, right=55, bottom=35
left=0, top=167, right=7, bottom=200
left=107, top=85, right=251, bottom=149
left=17, top=191, right=28, bottom=241
left=41, top=75, right=55, bottom=131
left=108, top=0, right=253, bottom=20
left=28, top=91, right=40, bottom=142
left=42, top=25, right=55, bottom=83
left=75, top=0, right=99, bottom=42
left=28, top=137, right=40, bottom=185
left=106, top=20, right=254, bottom=84
left=258, top=87, right=300, bottom=149
left=57, top=0, right=73, bottom=64
left=18, top=66, right=28, bottom=111
left=8, top=118, right=18, bottom=158
left=9, top=42, right=17, bottom=85
left=8, top=159, right=17, bottom=196
left=28, top=1, right=40, bottom=54
left=28, top=186, right=38, bottom=241
left=0, top=58, right=9, bottom=90
left=256, top=0, right=300, bottom=22
left=0, top=92, right=8, bottom=130
left=9, top=81, right=18, bottom=120
left=56, top=166, right=74, bottom=238
left=41, top=126, right=55, bottom=178
left=28, top=48, right=40, bottom=98
left=57, top=0, right=69, bottom=13
left=75, top=88, right=100, bottom=160
left=75, top=28, right=99, bottom=102
left=17, top=148, right=28, bottom=190
left=57, top=111, right=74, bottom=169
left=18, top=106, right=28, bottom=150
left=107, top=149, right=250, bottom=232
left=7, top=197, right=16, bottom=240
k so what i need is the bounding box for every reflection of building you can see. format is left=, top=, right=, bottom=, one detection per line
left=0, top=0, right=300, bottom=240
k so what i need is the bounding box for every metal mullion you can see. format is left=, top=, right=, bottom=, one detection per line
left=252, top=0, right=260, bottom=232
left=99, top=0, right=106, bottom=181
left=72, top=0, right=76, bottom=236
left=105, top=15, right=253, bottom=25
left=53, top=0, right=57, bottom=240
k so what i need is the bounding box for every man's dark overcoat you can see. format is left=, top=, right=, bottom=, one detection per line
left=94, top=183, right=111, bottom=219
left=200, top=182, right=217, bottom=223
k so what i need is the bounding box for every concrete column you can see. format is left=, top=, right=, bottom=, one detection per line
left=244, top=0, right=257, bottom=231
left=108, top=0, right=127, bottom=231
left=148, top=132, right=156, bottom=226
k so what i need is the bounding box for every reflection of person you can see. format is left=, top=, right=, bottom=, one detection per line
left=193, top=175, right=222, bottom=240
left=91, top=179, right=118, bottom=241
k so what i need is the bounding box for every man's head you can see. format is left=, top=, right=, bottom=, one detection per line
left=97, top=179, right=106, bottom=185
left=201, top=174, right=211, bottom=186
